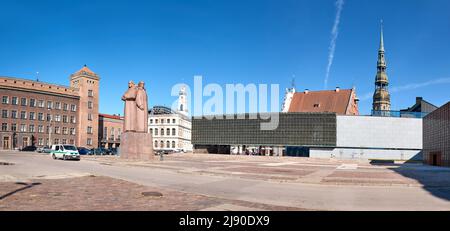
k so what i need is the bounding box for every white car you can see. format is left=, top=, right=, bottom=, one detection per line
left=50, top=144, right=80, bottom=161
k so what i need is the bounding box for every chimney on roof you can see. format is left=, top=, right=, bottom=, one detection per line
left=335, top=87, right=340, bottom=92
left=305, top=89, right=309, bottom=94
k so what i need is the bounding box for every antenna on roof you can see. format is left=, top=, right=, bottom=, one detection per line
left=36, top=72, right=40, bottom=82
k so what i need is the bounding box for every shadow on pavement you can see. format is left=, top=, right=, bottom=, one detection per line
left=0, top=182, right=42, bottom=200
left=378, top=162, right=450, bottom=201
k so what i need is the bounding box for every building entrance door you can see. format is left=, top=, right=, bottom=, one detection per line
left=22, top=137, right=29, bottom=148
left=431, top=152, right=442, bottom=166
left=3, top=137, right=10, bottom=150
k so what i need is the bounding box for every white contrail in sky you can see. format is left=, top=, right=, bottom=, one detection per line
left=359, top=77, right=450, bottom=101
left=324, top=0, right=345, bottom=90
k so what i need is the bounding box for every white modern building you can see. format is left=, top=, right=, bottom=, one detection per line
left=148, top=86, right=192, bottom=152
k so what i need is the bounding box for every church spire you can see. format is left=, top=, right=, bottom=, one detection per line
left=372, top=21, right=391, bottom=114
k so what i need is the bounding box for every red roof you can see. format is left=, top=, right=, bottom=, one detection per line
left=288, top=89, right=355, bottom=115
left=99, top=113, right=123, bottom=120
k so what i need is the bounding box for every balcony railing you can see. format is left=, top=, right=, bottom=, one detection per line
left=371, top=110, right=428, bottom=118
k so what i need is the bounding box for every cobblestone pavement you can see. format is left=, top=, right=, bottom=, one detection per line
left=81, top=153, right=450, bottom=187
left=0, top=176, right=303, bottom=211
left=2, top=152, right=450, bottom=210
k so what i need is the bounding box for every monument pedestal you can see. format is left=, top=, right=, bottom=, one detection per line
left=120, top=132, right=154, bottom=160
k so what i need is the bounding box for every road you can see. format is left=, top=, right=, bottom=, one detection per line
left=1, top=151, right=450, bottom=211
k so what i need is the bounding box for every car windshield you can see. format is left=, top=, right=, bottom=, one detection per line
left=63, top=145, right=77, bottom=151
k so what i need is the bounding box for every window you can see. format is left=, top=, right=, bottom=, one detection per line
left=29, top=112, right=35, bottom=120
left=161, top=129, right=164, bottom=136
left=88, top=101, right=93, bottom=109
left=2, top=110, right=8, bottom=118
left=167, top=128, right=170, bottom=136
left=20, top=111, right=26, bottom=119
left=62, top=115, right=68, bottom=123
left=70, top=128, right=75, bottom=135
left=69, top=139, right=74, bottom=145
left=21, top=98, right=27, bottom=106
left=88, top=90, right=94, bottom=97
left=55, top=102, right=61, bottom=110
left=2, top=96, right=9, bottom=104
left=46, top=126, right=51, bottom=133
left=70, top=116, right=76, bottom=123
left=63, top=103, right=68, bottom=111
left=160, top=141, right=164, bottom=148
left=47, top=114, right=52, bottom=122
left=155, top=119, right=159, bottom=124
left=62, top=127, right=68, bottom=135
left=62, top=139, right=67, bottom=145
left=150, top=119, right=153, bottom=124
left=167, top=119, right=170, bottom=124
left=172, top=141, right=176, bottom=148
left=55, top=115, right=61, bottom=122
left=38, top=125, right=44, bottom=133
left=37, top=100, right=44, bottom=108
left=166, top=141, right=170, bottom=148
left=38, top=138, right=44, bottom=146
left=29, top=125, right=35, bottom=133
left=47, top=101, right=53, bottom=109
left=87, top=138, right=92, bottom=146
left=172, top=128, right=176, bottom=136
left=54, top=126, right=60, bottom=134
left=173, top=119, right=176, bottom=123
left=30, top=99, right=36, bottom=107
left=20, top=124, right=26, bottom=132
left=54, top=139, right=60, bottom=145
left=150, top=128, right=153, bottom=134
left=87, top=126, right=93, bottom=134
left=11, top=110, right=17, bottom=119
left=12, top=97, right=18, bottom=105
left=155, top=140, right=158, bottom=148
left=1, top=123, right=7, bottom=131
left=71, top=104, right=76, bottom=112
left=88, top=114, right=92, bottom=121
left=38, top=113, right=44, bottom=121
left=155, top=129, right=158, bottom=135
left=11, top=124, right=17, bottom=132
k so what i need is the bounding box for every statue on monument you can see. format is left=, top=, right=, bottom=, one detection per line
left=120, top=80, right=153, bottom=160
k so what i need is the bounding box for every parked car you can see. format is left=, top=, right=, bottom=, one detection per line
left=20, top=146, right=37, bottom=152
left=92, top=148, right=109, bottom=155
left=50, top=144, right=80, bottom=161
left=77, top=147, right=92, bottom=155
left=42, top=146, right=52, bottom=154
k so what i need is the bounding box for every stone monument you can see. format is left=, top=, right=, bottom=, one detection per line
left=120, top=81, right=154, bottom=160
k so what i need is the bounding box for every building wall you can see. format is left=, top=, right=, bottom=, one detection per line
left=98, top=115, right=123, bottom=149
left=423, top=102, right=450, bottom=167
left=310, top=148, right=422, bottom=161
left=337, top=115, right=422, bottom=150
left=1, top=77, right=79, bottom=149
left=70, top=69, right=100, bottom=148
left=148, top=113, right=192, bottom=151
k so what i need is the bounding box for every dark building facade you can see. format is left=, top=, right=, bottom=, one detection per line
left=192, top=113, right=336, bottom=155
left=423, top=102, right=450, bottom=167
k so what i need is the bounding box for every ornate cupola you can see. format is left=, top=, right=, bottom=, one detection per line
left=373, top=22, right=391, bottom=113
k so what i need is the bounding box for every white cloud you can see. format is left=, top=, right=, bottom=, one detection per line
left=324, top=0, right=345, bottom=90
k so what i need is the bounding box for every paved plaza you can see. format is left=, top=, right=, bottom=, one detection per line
left=1, top=151, right=450, bottom=210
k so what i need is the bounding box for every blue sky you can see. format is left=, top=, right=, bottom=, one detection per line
left=1, top=0, right=449, bottom=115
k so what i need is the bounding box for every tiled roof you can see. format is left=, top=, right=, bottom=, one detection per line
left=99, top=113, right=123, bottom=120
left=288, top=89, right=353, bottom=115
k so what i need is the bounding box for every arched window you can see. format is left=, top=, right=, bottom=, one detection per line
left=154, top=140, right=158, bottom=148
left=166, top=141, right=170, bottom=148
left=155, top=129, right=158, bottom=135
left=149, top=128, right=153, bottom=134
left=172, top=141, right=176, bottom=148
left=172, top=128, right=176, bottom=136
left=180, top=104, right=184, bottom=111
left=161, top=129, right=164, bottom=136
left=167, top=128, right=170, bottom=136
left=160, top=141, right=164, bottom=148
